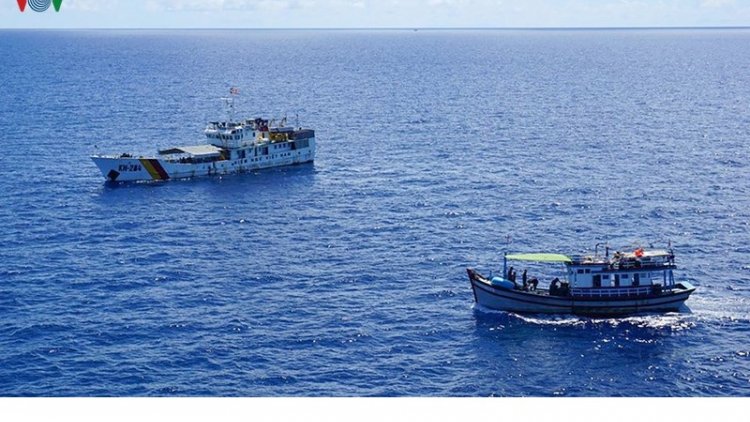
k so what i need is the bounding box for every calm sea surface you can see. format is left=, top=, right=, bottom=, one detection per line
left=1, top=28, right=749, bottom=397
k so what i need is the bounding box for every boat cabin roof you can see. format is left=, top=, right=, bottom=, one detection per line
left=506, top=253, right=572, bottom=262
left=507, top=249, right=674, bottom=268
left=269, top=127, right=294, bottom=133
left=159, top=144, right=223, bottom=157
left=617, top=249, right=672, bottom=259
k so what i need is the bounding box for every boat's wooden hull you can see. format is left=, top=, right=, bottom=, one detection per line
left=467, top=268, right=695, bottom=316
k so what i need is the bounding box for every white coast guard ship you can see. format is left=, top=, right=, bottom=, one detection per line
left=91, top=92, right=315, bottom=182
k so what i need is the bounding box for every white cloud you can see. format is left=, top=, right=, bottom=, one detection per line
left=65, top=0, right=118, bottom=11
left=701, top=0, right=737, bottom=8
left=240, top=0, right=294, bottom=10
left=144, top=0, right=295, bottom=11
left=145, top=0, right=224, bottom=11
left=142, top=0, right=366, bottom=11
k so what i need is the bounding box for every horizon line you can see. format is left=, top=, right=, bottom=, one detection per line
left=1, top=25, right=750, bottom=31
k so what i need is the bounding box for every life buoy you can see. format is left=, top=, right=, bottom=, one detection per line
left=634, top=248, right=644, bottom=258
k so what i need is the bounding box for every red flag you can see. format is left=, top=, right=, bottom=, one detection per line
left=230, top=87, right=239, bottom=95
left=17, top=0, right=27, bottom=12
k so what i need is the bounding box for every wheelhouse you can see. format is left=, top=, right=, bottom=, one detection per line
left=566, top=249, right=677, bottom=297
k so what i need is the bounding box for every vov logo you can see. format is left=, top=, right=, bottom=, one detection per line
left=16, top=0, right=64, bottom=12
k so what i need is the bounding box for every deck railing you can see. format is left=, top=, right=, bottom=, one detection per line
left=616, top=260, right=675, bottom=270
left=571, top=285, right=659, bottom=298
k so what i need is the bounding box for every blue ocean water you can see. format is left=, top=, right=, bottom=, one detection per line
left=1, top=28, right=749, bottom=397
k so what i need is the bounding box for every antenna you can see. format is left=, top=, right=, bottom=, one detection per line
left=225, top=87, right=239, bottom=123
left=219, top=97, right=236, bottom=124
left=229, top=97, right=235, bottom=123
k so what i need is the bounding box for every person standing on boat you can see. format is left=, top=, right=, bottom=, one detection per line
left=522, top=269, right=528, bottom=290
left=550, top=278, right=560, bottom=295
left=507, top=267, right=518, bottom=288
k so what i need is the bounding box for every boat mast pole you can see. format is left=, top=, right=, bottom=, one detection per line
left=229, top=96, right=235, bottom=124
left=503, top=234, right=510, bottom=279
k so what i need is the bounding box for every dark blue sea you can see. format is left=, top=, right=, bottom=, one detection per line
left=1, top=28, right=750, bottom=398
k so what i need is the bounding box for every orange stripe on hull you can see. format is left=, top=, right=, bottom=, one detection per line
left=139, top=158, right=167, bottom=180
left=148, top=159, right=170, bottom=180
left=139, top=158, right=160, bottom=180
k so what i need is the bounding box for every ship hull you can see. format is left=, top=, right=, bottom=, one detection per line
left=468, top=268, right=695, bottom=317
left=91, top=144, right=314, bottom=182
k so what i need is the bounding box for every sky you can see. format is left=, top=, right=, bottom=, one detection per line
left=0, top=0, right=749, bottom=29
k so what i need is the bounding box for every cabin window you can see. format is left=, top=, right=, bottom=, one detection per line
left=622, top=274, right=629, bottom=279
left=593, top=275, right=601, bottom=288
left=577, top=269, right=584, bottom=274
left=585, top=269, right=590, bottom=274
left=614, top=275, right=620, bottom=287
left=602, top=274, right=609, bottom=279
left=633, top=273, right=640, bottom=286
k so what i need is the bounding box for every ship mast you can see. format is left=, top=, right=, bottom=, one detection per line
left=224, top=87, right=239, bottom=123
left=221, top=96, right=236, bottom=124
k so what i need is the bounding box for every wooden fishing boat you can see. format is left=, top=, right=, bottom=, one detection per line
left=467, top=246, right=695, bottom=316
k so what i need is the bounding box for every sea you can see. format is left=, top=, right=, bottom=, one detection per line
left=1, top=28, right=749, bottom=399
